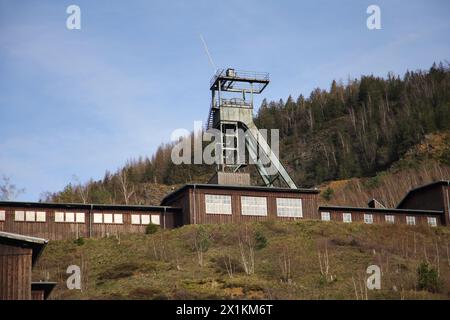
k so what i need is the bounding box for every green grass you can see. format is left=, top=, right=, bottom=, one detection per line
left=33, top=220, right=450, bottom=300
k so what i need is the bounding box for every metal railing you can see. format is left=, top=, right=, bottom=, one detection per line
left=210, top=69, right=270, bottom=87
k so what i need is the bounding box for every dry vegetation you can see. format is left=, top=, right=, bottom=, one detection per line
left=34, top=220, right=450, bottom=300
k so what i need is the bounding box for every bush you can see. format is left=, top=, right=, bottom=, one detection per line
left=74, top=237, right=85, bottom=246
left=417, top=262, right=441, bottom=293
left=321, top=187, right=334, bottom=201
left=146, top=223, right=159, bottom=234
left=254, top=230, right=267, bottom=250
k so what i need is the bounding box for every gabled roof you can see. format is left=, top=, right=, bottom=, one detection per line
left=0, top=231, right=48, bottom=265
left=161, top=183, right=320, bottom=205
left=0, top=201, right=181, bottom=212
left=396, top=180, right=450, bottom=208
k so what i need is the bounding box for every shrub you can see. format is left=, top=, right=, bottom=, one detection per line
left=417, top=262, right=441, bottom=293
left=254, top=230, right=268, bottom=250
left=97, top=262, right=139, bottom=281
left=321, top=187, right=334, bottom=201
left=74, top=237, right=85, bottom=246
left=146, top=223, right=159, bottom=234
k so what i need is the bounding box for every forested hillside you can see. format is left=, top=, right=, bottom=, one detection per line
left=44, top=62, right=450, bottom=205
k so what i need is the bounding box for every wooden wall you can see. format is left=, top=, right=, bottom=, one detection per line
left=0, top=244, right=32, bottom=300
left=171, top=187, right=319, bottom=225
left=398, top=184, right=444, bottom=211
left=318, top=208, right=443, bottom=226
left=31, top=290, right=44, bottom=300
left=0, top=206, right=180, bottom=240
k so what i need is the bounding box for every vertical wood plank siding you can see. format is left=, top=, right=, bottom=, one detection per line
left=0, top=206, right=180, bottom=240
left=0, top=244, right=32, bottom=300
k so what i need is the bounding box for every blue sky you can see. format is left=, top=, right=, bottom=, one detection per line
left=0, top=0, right=449, bottom=201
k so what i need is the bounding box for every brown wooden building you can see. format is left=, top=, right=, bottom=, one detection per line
left=0, top=231, right=52, bottom=300
left=318, top=205, right=443, bottom=227
left=161, top=184, right=320, bottom=225
left=0, top=202, right=182, bottom=240
left=396, top=180, right=450, bottom=226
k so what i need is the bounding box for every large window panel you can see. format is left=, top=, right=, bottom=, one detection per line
left=36, top=211, right=46, bottom=222
left=15, top=211, right=25, bottom=221
left=205, top=194, right=232, bottom=215
left=25, top=211, right=35, bottom=222
left=241, top=196, right=267, bottom=216
left=276, top=198, right=303, bottom=217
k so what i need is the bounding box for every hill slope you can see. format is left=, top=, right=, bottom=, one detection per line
left=34, top=220, right=450, bottom=300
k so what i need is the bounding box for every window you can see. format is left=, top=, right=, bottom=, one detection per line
left=343, top=213, right=352, bottom=223
left=76, top=212, right=85, bottom=223
left=26, top=211, right=35, bottom=222
left=141, top=215, right=150, bottom=225
left=36, top=211, right=46, bottom=222
left=55, top=212, right=64, bottom=222
left=151, top=215, right=160, bottom=225
left=241, top=196, right=267, bottom=216
left=205, top=194, right=232, bottom=215
left=114, top=214, right=123, bottom=224
left=385, top=215, right=395, bottom=224
left=131, top=214, right=140, bottom=225
left=0, top=210, right=5, bottom=221
left=276, top=198, right=303, bottom=218
left=103, top=213, right=113, bottom=224
left=15, top=211, right=25, bottom=221
left=66, top=212, right=75, bottom=223
left=93, top=213, right=103, bottom=224
left=364, top=214, right=373, bottom=224
left=427, top=217, right=437, bottom=227
left=406, top=216, right=416, bottom=226
left=321, top=212, right=331, bottom=221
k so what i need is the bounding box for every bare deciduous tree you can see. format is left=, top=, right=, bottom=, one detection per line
left=238, top=225, right=255, bottom=275
left=117, top=169, right=135, bottom=205
left=0, top=175, right=25, bottom=200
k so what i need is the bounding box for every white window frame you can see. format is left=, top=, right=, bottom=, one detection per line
left=65, top=212, right=75, bottom=223
left=93, top=213, right=103, bottom=224
left=427, top=217, right=437, bottom=227
left=103, top=213, right=113, bottom=224
left=343, top=213, right=352, bottom=223
left=241, top=196, right=267, bottom=216
left=141, top=214, right=150, bottom=225
left=114, top=214, right=123, bottom=224
left=55, top=211, right=65, bottom=223
left=406, top=216, right=416, bottom=226
left=205, top=194, right=232, bottom=215
left=364, top=214, right=373, bottom=224
left=321, top=211, right=331, bottom=221
left=15, top=211, right=25, bottom=221
left=151, top=215, right=160, bottom=225
left=385, top=215, right=395, bottom=224
left=36, top=211, right=46, bottom=222
left=25, top=211, right=36, bottom=222
left=276, top=198, right=303, bottom=218
left=0, top=210, right=5, bottom=221
left=131, top=214, right=140, bottom=225
left=76, top=212, right=85, bottom=223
